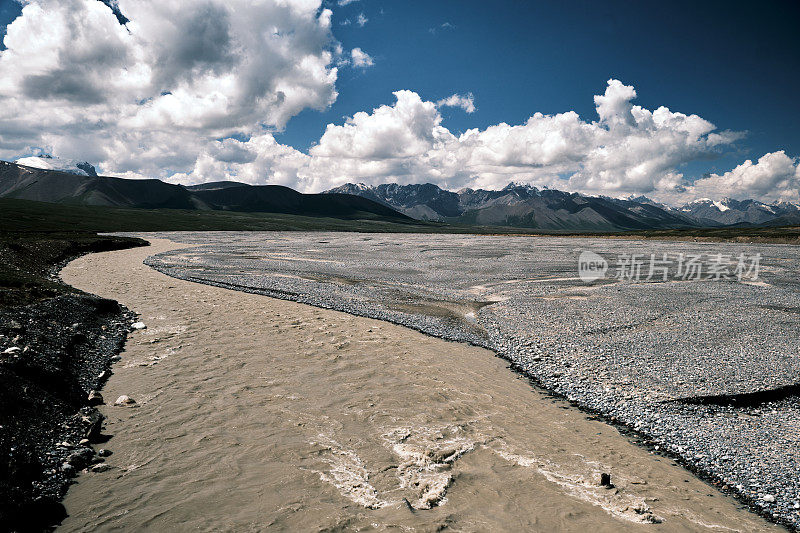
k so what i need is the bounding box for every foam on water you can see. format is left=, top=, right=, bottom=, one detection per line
left=383, top=424, right=480, bottom=510
left=312, top=433, right=389, bottom=510
left=492, top=445, right=663, bottom=524
left=312, top=424, right=483, bottom=512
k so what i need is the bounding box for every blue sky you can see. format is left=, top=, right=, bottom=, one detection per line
left=0, top=0, right=798, bottom=201
left=0, top=2, right=19, bottom=46
left=280, top=0, right=799, bottom=177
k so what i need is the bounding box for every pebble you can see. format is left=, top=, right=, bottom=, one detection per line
left=131, top=322, right=147, bottom=330
left=599, top=472, right=614, bottom=488
left=66, top=448, right=95, bottom=467
left=87, top=390, right=104, bottom=406
left=115, top=395, right=136, bottom=406
left=762, top=494, right=775, bottom=503
left=2, top=347, right=21, bottom=355
left=90, top=463, right=111, bottom=473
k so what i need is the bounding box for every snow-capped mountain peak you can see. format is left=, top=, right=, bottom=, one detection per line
left=713, top=200, right=730, bottom=212
left=502, top=181, right=538, bottom=192
left=15, top=155, right=97, bottom=177
left=679, top=196, right=800, bottom=225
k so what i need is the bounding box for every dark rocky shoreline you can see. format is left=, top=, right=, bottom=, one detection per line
left=0, top=232, right=146, bottom=531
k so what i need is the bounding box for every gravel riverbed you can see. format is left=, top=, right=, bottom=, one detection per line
left=140, top=231, right=800, bottom=530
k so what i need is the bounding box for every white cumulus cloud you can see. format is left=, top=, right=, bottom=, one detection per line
left=165, top=80, right=780, bottom=204
left=436, top=93, right=475, bottom=114
left=350, top=47, right=374, bottom=68
left=0, top=0, right=339, bottom=178
left=687, top=151, right=800, bottom=203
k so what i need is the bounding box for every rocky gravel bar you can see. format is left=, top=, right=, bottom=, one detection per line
left=141, top=231, right=800, bottom=530
left=0, top=232, right=146, bottom=531
left=0, top=296, right=135, bottom=529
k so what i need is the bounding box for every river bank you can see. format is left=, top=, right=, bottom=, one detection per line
left=0, top=232, right=146, bottom=531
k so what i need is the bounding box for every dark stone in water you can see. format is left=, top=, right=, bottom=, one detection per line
left=66, top=448, right=94, bottom=469
left=600, top=472, right=614, bottom=488
left=87, top=390, right=104, bottom=406
left=83, top=411, right=105, bottom=442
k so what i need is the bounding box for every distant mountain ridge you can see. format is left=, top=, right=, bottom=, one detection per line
left=325, top=182, right=800, bottom=230
left=15, top=155, right=98, bottom=177
left=677, top=197, right=800, bottom=226
left=325, top=182, right=702, bottom=231
left=4, top=157, right=797, bottom=231
left=0, top=161, right=411, bottom=222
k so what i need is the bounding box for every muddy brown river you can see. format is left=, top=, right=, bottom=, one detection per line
left=58, top=239, right=780, bottom=531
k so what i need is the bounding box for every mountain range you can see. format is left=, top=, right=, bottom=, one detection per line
left=0, top=161, right=410, bottom=222
left=324, top=182, right=800, bottom=230
left=677, top=197, right=800, bottom=226
left=3, top=157, right=798, bottom=231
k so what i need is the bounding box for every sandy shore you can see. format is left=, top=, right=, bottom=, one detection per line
left=57, top=238, right=781, bottom=531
